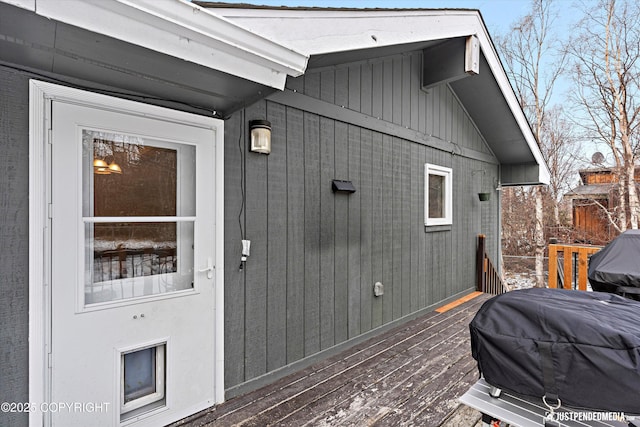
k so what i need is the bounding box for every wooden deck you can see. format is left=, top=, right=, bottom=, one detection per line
left=171, top=292, right=490, bottom=427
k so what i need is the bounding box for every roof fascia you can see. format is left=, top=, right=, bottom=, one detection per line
left=472, top=16, right=550, bottom=185
left=3, top=0, right=33, bottom=9
left=24, top=0, right=308, bottom=89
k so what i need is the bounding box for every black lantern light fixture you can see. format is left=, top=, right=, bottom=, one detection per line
left=250, top=120, right=272, bottom=154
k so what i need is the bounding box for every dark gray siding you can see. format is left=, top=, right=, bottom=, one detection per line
left=224, top=51, right=500, bottom=392
left=0, top=67, right=30, bottom=427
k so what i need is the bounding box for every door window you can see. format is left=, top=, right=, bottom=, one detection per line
left=82, top=130, right=196, bottom=305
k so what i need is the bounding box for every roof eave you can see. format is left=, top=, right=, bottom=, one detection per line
left=19, top=0, right=308, bottom=90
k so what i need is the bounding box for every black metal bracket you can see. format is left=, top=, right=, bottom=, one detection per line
left=331, top=179, right=356, bottom=194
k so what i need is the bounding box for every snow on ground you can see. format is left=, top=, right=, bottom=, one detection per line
left=503, top=271, right=537, bottom=290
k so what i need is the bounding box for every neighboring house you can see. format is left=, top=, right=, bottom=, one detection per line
left=564, top=167, right=640, bottom=244
left=0, top=2, right=548, bottom=426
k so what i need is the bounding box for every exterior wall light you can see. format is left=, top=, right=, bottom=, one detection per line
left=250, top=120, right=271, bottom=154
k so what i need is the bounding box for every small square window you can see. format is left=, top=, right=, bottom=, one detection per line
left=121, top=344, right=166, bottom=419
left=425, top=164, right=452, bottom=226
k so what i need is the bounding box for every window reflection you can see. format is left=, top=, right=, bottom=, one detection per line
left=428, top=173, right=445, bottom=219
left=83, top=130, right=195, bottom=305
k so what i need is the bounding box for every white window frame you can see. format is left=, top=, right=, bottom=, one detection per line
left=120, top=343, right=166, bottom=417
left=425, top=163, right=453, bottom=226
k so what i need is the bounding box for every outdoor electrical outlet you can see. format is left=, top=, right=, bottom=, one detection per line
left=240, top=240, right=251, bottom=270
left=242, top=240, right=251, bottom=257
left=374, top=282, right=384, bottom=297
left=240, top=240, right=251, bottom=262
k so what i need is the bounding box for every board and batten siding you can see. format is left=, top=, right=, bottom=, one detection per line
left=224, top=50, right=500, bottom=393
left=0, top=67, right=30, bottom=427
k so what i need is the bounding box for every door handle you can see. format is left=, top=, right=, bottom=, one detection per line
left=199, top=258, right=214, bottom=279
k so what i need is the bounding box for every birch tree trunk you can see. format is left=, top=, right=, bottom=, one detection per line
left=535, top=187, right=546, bottom=287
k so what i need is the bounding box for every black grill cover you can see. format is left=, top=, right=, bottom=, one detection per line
left=470, top=288, right=640, bottom=413
left=588, top=229, right=640, bottom=294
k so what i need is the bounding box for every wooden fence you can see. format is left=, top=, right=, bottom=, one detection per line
left=548, top=244, right=601, bottom=290
left=476, top=234, right=505, bottom=295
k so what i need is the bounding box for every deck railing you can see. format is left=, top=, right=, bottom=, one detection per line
left=548, top=244, right=601, bottom=290
left=476, top=234, right=506, bottom=295
left=94, top=247, right=177, bottom=282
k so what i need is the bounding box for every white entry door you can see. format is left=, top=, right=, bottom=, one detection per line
left=49, top=97, right=220, bottom=426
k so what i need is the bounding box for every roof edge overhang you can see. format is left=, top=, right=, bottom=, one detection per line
left=6, top=0, right=308, bottom=90
left=205, top=6, right=550, bottom=186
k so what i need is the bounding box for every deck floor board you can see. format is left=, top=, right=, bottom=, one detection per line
left=171, top=292, right=490, bottom=427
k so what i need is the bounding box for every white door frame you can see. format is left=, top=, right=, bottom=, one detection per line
left=28, top=80, right=225, bottom=426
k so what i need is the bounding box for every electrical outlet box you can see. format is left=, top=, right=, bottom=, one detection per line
left=241, top=240, right=251, bottom=257
left=373, top=282, right=384, bottom=297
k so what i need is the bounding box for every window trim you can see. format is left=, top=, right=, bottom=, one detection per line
left=425, top=163, right=453, bottom=226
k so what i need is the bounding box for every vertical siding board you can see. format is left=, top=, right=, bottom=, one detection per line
left=410, top=143, right=420, bottom=313
left=435, top=87, right=444, bottom=139
left=0, top=69, right=29, bottom=426
left=244, top=101, right=269, bottom=380
left=360, top=129, right=373, bottom=332
left=454, top=98, right=461, bottom=147
left=371, top=132, right=384, bottom=327
left=286, top=107, right=305, bottom=363
left=319, top=117, right=336, bottom=349
left=305, top=72, right=321, bottom=99
left=393, top=58, right=402, bottom=125
left=459, top=107, right=467, bottom=149
left=335, top=67, right=349, bottom=108
left=361, top=62, right=373, bottom=116
left=224, top=112, right=246, bottom=387
left=320, top=70, right=336, bottom=104
left=418, top=86, right=426, bottom=134
left=348, top=125, right=361, bottom=338
left=402, top=55, right=411, bottom=128
left=304, top=112, right=321, bottom=355
left=465, top=158, right=473, bottom=294
left=349, top=64, right=361, bottom=112
left=392, top=137, right=403, bottom=318
left=430, top=91, right=437, bottom=136
left=424, top=148, right=434, bottom=308
left=410, top=53, right=420, bottom=132
left=465, top=113, right=478, bottom=151
left=443, top=87, right=451, bottom=142
left=425, top=86, right=434, bottom=137
left=266, top=102, right=288, bottom=371
left=442, top=154, right=451, bottom=301
left=372, top=61, right=384, bottom=120
left=437, top=152, right=447, bottom=303
left=418, top=147, right=427, bottom=308
left=453, top=157, right=461, bottom=294
left=334, top=121, right=350, bottom=343
left=401, top=141, right=411, bottom=315
left=382, top=59, right=393, bottom=122
left=431, top=152, right=442, bottom=304
left=381, top=134, right=394, bottom=323
left=457, top=158, right=464, bottom=296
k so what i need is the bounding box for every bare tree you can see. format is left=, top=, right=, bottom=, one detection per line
left=569, top=0, right=640, bottom=231
left=542, top=105, right=582, bottom=226
left=497, top=0, right=567, bottom=287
